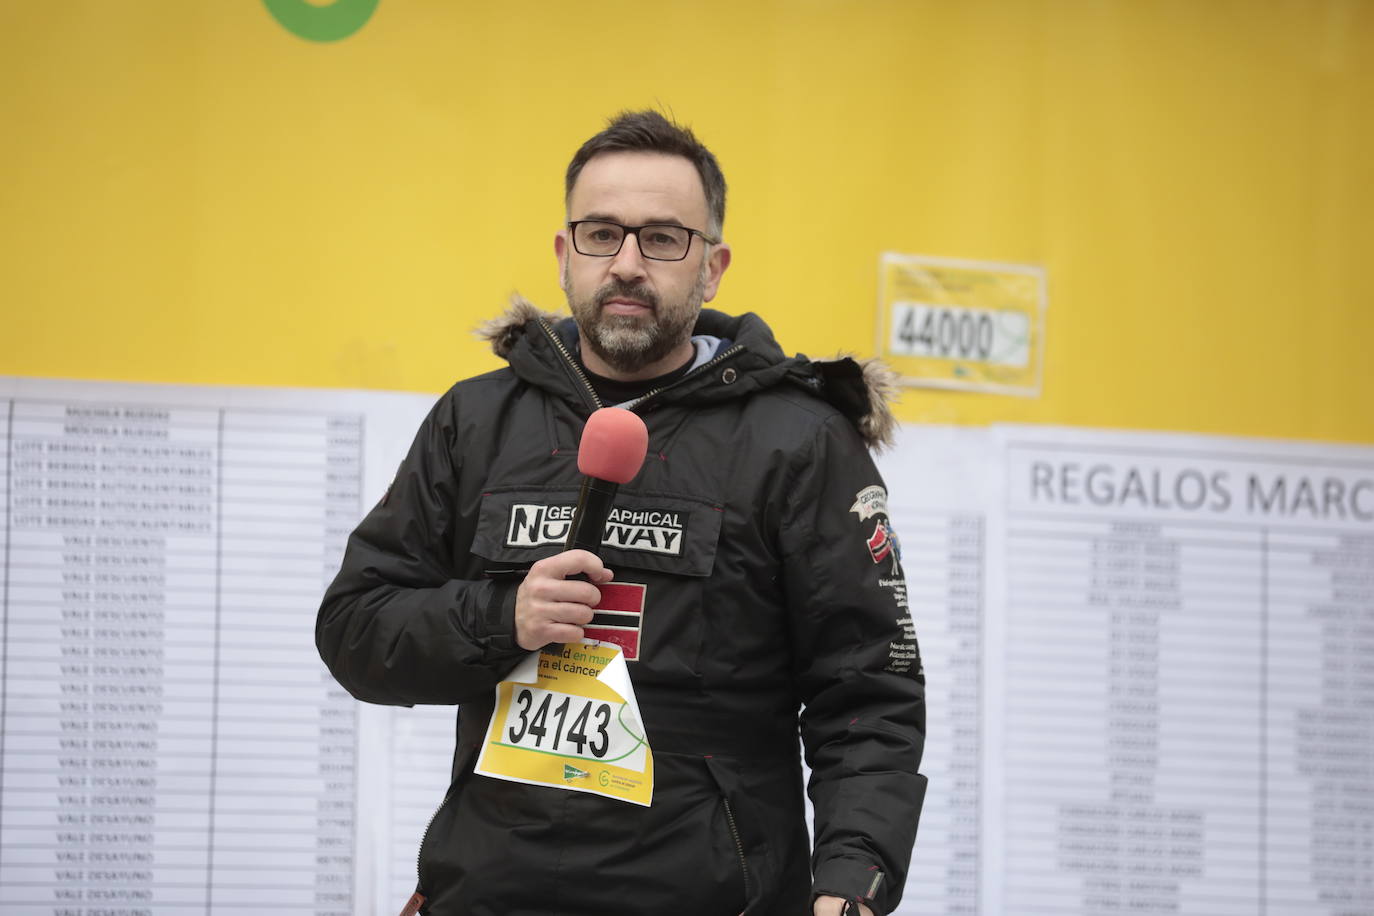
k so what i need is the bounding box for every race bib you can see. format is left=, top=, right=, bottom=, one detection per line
left=475, top=641, right=653, bottom=806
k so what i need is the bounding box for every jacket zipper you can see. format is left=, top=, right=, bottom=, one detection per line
left=539, top=318, right=745, bottom=414
left=623, top=344, right=743, bottom=411
left=538, top=320, right=603, bottom=410
left=721, top=795, right=752, bottom=904
left=415, top=787, right=454, bottom=894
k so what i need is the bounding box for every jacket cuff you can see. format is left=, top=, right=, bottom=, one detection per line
left=477, top=575, right=523, bottom=660
left=812, top=857, right=887, bottom=913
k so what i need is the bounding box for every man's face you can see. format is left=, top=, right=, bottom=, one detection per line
left=556, top=151, right=730, bottom=380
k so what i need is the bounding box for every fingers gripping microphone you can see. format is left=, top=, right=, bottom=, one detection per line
left=566, top=407, right=649, bottom=554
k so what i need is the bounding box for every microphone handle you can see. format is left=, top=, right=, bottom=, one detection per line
left=565, top=475, right=618, bottom=554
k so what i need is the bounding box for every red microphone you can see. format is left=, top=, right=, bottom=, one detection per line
left=565, top=408, right=648, bottom=554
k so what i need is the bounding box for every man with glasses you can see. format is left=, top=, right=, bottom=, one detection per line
left=318, top=110, right=926, bottom=915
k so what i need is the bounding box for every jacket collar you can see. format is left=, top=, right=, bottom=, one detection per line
left=476, top=295, right=897, bottom=451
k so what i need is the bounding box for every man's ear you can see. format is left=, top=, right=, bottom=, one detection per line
left=554, top=230, right=569, bottom=292
left=702, top=243, right=732, bottom=303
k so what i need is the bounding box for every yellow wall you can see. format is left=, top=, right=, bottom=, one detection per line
left=3, top=0, right=1371, bottom=442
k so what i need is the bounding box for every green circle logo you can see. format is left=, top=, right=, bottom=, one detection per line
left=264, top=0, right=379, bottom=42
left=598, top=771, right=610, bottom=787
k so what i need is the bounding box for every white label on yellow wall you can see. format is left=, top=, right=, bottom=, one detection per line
left=475, top=641, right=653, bottom=806
left=878, top=253, right=1046, bottom=396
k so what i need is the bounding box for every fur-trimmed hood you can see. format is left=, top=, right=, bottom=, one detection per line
left=476, top=295, right=567, bottom=362
left=476, top=294, right=898, bottom=451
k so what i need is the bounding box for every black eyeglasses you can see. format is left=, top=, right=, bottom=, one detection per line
left=568, top=220, right=719, bottom=262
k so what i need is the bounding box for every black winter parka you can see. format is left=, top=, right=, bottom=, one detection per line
left=316, top=300, right=928, bottom=915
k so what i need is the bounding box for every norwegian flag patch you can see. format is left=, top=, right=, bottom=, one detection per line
left=585, top=581, right=647, bottom=660
left=867, top=519, right=894, bottom=564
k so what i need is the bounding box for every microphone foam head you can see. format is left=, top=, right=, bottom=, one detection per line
left=577, top=407, right=649, bottom=484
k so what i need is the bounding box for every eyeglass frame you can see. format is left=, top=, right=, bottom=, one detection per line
left=566, top=220, right=721, bottom=262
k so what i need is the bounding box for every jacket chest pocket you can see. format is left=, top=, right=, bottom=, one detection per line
left=470, top=486, right=723, bottom=680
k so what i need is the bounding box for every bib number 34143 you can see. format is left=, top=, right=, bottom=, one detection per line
left=505, top=687, right=614, bottom=759
left=475, top=642, right=653, bottom=806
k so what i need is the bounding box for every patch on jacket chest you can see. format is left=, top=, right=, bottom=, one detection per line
left=506, top=503, right=687, bottom=556
left=586, top=581, right=646, bottom=660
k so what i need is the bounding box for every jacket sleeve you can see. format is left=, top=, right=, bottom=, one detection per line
left=779, top=415, right=928, bottom=915
left=315, top=392, right=528, bottom=707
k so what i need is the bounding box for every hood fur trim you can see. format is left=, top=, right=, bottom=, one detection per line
left=476, top=294, right=566, bottom=358
left=854, top=356, right=900, bottom=451
left=812, top=354, right=900, bottom=452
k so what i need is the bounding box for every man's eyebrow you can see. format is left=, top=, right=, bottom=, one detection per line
left=577, top=212, right=687, bottom=227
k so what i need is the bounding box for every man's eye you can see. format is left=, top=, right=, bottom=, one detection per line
left=589, top=228, right=618, bottom=242
left=646, top=231, right=679, bottom=246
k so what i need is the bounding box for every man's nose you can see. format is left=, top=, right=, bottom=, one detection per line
left=608, top=230, right=648, bottom=282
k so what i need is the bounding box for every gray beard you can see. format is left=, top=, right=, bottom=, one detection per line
left=583, top=311, right=689, bottom=375
left=568, top=265, right=707, bottom=375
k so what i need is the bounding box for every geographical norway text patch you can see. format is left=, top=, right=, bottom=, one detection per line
left=506, top=504, right=687, bottom=556
left=849, top=484, right=888, bottom=521
left=472, top=489, right=723, bottom=577
left=475, top=642, right=653, bottom=806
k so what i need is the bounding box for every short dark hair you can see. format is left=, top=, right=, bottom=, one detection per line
left=565, top=110, right=727, bottom=238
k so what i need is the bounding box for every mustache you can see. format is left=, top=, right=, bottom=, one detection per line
left=593, top=280, right=660, bottom=311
